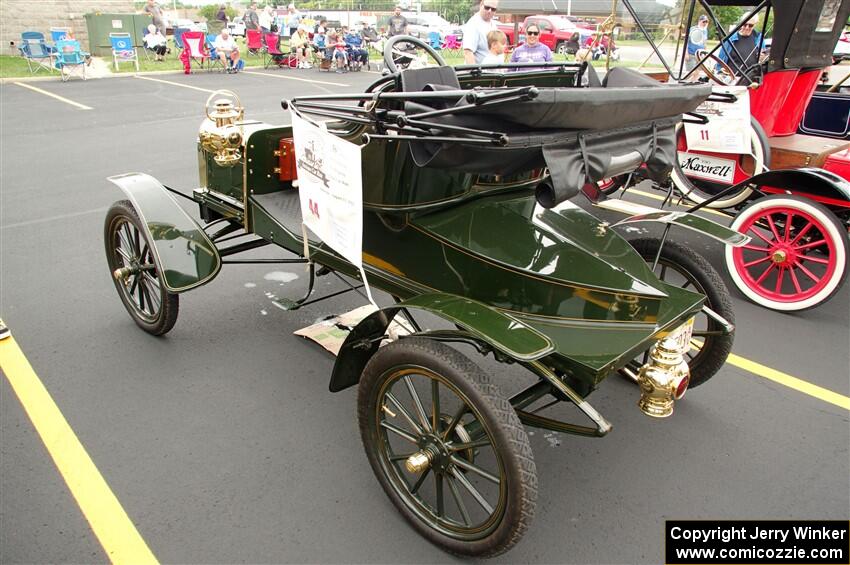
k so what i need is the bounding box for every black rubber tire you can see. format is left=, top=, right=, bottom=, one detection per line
left=358, top=337, right=537, bottom=557
left=630, top=238, right=734, bottom=387
left=555, top=41, right=566, bottom=55
left=104, top=200, right=179, bottom=336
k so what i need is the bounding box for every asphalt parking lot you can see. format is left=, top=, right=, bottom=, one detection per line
left=1, top=69, right=848, bottom=564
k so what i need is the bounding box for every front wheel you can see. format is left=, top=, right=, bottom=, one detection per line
left=724, top=195, right=849, bottom=311
left=104, top=200, right=179, bottom=335
left=358, top=337, right=537, bottom=557
left=555, top=41, right=567, bottom=55
left=630, top=238, right=734, bottom=387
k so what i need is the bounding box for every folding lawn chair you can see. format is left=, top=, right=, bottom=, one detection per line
left=206, top=34, right=225, bottom=72
left=246, top=29, right=262, bottom=56
left=53, top=39, right=87, bottom=81
left=50, top=27, right=71, bottom=42
left=442, top=34, right=461, bottom=57
left=18, top=32, right=55, bottom=75
left=181, top=31, right=210, bottom=73
left=173, top=27, right=189, bottom=51
left=427, top=31, right=442, bottom=52
left=109, top=33, right=139, bottom=71
left=263, top=32, right=294, bottom=68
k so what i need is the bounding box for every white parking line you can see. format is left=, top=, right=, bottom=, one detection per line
left=241, top=70, right=348, bottom=87
left=14, top=82, right=92, bottom=110
left=133, top=75, right=215, bottom=93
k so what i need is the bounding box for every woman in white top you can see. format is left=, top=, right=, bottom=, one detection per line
left=143, top=23, right=167, bottom=61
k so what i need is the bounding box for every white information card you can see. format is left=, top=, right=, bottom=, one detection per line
left=684, top=85, right=751, bottom=154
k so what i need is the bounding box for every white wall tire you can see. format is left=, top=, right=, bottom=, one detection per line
left=724, top=195, right=849, bottom=312
left=672, top=117, right=769, bottom=209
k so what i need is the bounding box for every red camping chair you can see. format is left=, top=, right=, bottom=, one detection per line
left=246, top=29, right=263, bottom=55
left=263, top=32, right=296, bottom=68
left=442, top=34, right=461, bottom=57
left=181, top=31, right=210, bottom=73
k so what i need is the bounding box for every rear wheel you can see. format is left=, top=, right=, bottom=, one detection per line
left=630, top=238, right=734, bottom=387
left=358, top=337, right=536, bottom=557
left=725, top=195, right=849, bottom=311
left=104, top=200, right=179, bottom=335
left=671, top=117, right=770, bottom=209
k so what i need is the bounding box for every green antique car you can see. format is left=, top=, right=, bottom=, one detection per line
left=104, top=38, right=746, bottom=557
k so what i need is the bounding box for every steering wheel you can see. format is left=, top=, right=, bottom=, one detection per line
left=383, top=35, right=446, bottom=74
left=694, top=50, right=737, bottom=85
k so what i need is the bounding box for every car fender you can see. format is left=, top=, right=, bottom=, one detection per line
left=328, top=293, right=555, bottom=392
left=755, top=167, right=850, bottom=205
left=108, top=172, right=221, bottom=293
left=595, top=199, right=750, bottom=247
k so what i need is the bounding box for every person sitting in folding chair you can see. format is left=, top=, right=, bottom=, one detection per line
left=343, top=26, right=368, bottom=70
left=213, top=29, right=242, bottom=73
left=290, top=25, right=311, bottom=68
left=328, top=31, right=348, bottom=73
left=143, top=24, right=168, bottom=61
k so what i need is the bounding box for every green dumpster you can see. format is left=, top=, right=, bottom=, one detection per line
left=85, top=13, right=153, bottom=56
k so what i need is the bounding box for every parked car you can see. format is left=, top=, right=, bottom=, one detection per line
left=227, top=16, right=246, bottom=37
left=405, top=13, right=463, bottom=42
left=170, top=18, right=207, bottom=33
left=497, top=15, right=594, bottom=53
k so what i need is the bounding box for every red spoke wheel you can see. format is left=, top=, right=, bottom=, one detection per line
left=725, top=196, right=849, bottom=311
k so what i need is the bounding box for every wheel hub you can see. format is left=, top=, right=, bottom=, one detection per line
left=405, top=418, right=475, bottom=475
left=770, top=248, right=790, bottom=265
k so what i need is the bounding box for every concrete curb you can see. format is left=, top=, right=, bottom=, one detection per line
left=0, top=58, right=270, bottom=84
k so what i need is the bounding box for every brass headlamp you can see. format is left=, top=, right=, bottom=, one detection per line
left=636, top=318, right=693, bottom=418
left=198, top=90, right=245, bottom=167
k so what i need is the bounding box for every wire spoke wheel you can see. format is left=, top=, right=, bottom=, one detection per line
left=358, top=337, right=536, bottom=557
left=104, top=200, right=179, bottom=335
left=725, top=195, right=848, bottom=311
left=629, top=238, right=734, bottom=387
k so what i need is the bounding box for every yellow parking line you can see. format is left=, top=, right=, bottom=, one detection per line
left=14, top=82, right=93, bottom=110
left=628, top=187, right=733, bottom=219
left=241, top=70, right=348, bottom=86
left=134, top=75, right=215, bottom=93
left=726, top=352, right=850, bottom=411
left=0, top=336, right=158, bottom=564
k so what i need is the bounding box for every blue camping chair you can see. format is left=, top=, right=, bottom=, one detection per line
left=18, top=31, right=55, bottom=74
left=173, top=27, right=189, bottom=51
left=53, top=39, right=88, bottom=81
left=109, top=32, right=139, bottom=71
left=206, top=34, right=224, bottom=71
left=427, top=31, right=442, bottom=51
left=50, top=27, right=71, bottom=42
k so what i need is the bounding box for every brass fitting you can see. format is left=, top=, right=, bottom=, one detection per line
left=113, top=266, right=133, bottom=281
left=637, top=320, right=692, bottom=418
left=405, top=449, right=434, bottom=473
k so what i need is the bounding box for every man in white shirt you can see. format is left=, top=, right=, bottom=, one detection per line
left=214, top=30, right=241, bottom=72
left=462, top=0, right=499, bottom=64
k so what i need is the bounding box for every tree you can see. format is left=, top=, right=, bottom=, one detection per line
left=199, top=4, right=238, bottom=21
left=423, top=0, right=474, bottom=25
